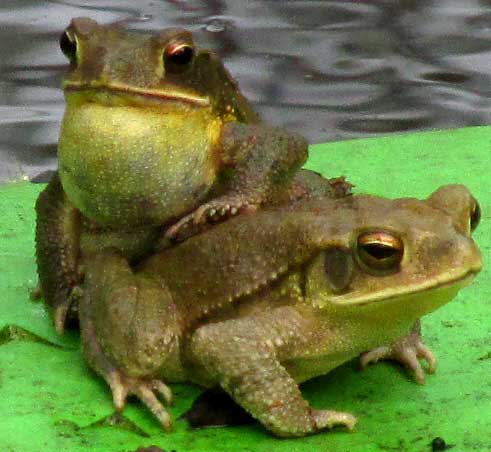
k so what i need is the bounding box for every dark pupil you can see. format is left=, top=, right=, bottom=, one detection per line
left=168, top=46, right=193, bottom=65
left=363, top=243, right=395, bottom=260
left=60, top=32, right=76, bottom=61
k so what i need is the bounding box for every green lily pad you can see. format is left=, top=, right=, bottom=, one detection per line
left=1, top=126, right=490, bottom=452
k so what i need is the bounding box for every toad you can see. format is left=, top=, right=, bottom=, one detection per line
left=78, top=184, right=482, bottom=437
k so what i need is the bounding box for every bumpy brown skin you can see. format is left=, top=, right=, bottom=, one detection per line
left=36, top=169, right=351, bottom=331
left=37, top=17, right=341, bottom=332
left=78, top=185, right=481, bottom=437
left=35, top=173, right=81, bottom=327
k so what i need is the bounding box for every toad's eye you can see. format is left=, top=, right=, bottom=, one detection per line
left=60, top=31, right=77, bottom=64
left=356, top=231, right=404, bottom=273
left=470, top=198, right=481, bottom=232
left=164, top=42, right=194, bottom=71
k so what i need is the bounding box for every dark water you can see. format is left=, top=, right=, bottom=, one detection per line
left=2, top=0, right=491, bottom=182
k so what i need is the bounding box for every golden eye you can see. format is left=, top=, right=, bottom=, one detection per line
left=60, top=31, right=77, bottom=64
left=164, top=42, right=194, bottom=71
left=470, top=198, right=481, bottom=232
left=356, top=230, right=404, bottom=273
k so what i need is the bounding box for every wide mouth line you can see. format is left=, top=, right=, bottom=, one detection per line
left=63, top=82, right=210, bottom=107
left=331, top=268, right=480, bottom=306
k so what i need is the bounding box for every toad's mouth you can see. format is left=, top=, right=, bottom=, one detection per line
left=330, top=266, right=481, bottom=307
left=63, top=81, right=210, bottom=108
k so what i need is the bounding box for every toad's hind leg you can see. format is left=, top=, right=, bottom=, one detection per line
left=79, top=250, right=182, bottom=430
left=188, top=307, right=356, bottom=438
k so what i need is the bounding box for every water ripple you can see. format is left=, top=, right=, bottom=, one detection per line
left=2, top=0, right=491, bottom=181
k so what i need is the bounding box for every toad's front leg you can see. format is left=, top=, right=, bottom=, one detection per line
left=188, top=307, right=356, bottom=438
left=79, top=250, right=182, bottom=429
left=166, top=124, right=308, bottom=241
left=360, top=321, right=436, bottom=384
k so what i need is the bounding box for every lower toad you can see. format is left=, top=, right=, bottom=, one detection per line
left=77, top=185, right=481, bottom=437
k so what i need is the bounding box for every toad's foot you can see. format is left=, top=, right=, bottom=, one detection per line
left=312, top=409, right=357, bottom=431
left=81, top=306, right=175, bottom=431
left=360, top=325, right=436, bottom=384
left=79, top=250, right=181, bottom=431
left=165, top=195, right=259, bottom=241
left=107, top=370, right=173, bottom=431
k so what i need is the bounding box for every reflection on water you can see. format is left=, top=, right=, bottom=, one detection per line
left=2, top=0, right=491, bottom=182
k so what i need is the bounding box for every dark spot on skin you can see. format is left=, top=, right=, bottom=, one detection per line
left=324, top=247, right=354, bottom=293
left=417, top=237, right=454, bottom=270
